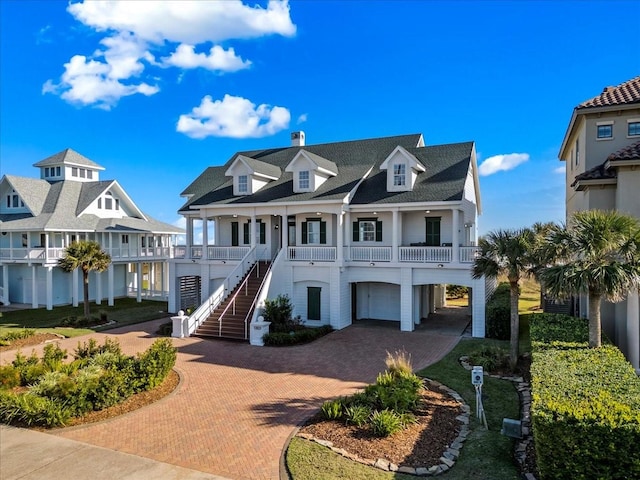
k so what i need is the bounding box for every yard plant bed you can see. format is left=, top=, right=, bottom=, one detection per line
left=0, top=333, right=63, bottom=353
left=298, top=386, right=462, bottom=468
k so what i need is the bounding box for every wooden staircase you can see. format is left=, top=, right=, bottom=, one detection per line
left=195, top=261, right=271, bottom=340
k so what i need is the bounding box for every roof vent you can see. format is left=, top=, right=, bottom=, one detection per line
left=291, top=131, right=305, bottom=147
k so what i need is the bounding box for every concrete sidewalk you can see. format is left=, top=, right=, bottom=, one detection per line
left=0, top=425, right=231, bottom=480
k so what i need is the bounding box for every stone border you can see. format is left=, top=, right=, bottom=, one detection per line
left=459, top=355, right=537, bottom=480
left=296, top=378, right=471, bottom=476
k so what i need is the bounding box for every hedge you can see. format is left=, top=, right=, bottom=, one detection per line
left=263, top=325, right=333, bottom=346
left=530, top=313, right=640, bottom=480
left=485, top=282, right=511, bottom=340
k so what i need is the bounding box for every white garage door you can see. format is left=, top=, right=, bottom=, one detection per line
left=356, top=282, right=400, bottom=321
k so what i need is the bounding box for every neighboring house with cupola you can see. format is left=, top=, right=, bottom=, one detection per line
left=558, top=75, right=640, bottom=371
left=170, top=132, right=490, bottom=343
left=0, top=149, right=183, bottom=309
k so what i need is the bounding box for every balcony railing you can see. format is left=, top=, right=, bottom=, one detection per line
left=0, top=246, right=173, bottom=263
left=207, top=246, right=250, bottom=261
left=399, top=246, right=452, bottom=263
left=288, top=246, right=336, bottom=262
left=348, top=246, right=392, bottom=262
left=459, top=246, right=480, bottom=263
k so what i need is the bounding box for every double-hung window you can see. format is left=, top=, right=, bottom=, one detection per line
left=299, top=170, right=309, bottom=190
left=393, top=163, right=406, bottom=186
left=597, top=124, right=613, bottom=139
left=352, top=218, right=382, bottom=242
left=238, top=175, right=248, bottom=194
left=629, top=121, right=640, bottom=137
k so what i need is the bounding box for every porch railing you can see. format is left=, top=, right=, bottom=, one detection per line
left=207, top=246, right=250, bottom=261
left=399, top=246, right=452, bottom=263
left=287, top=246, right=336, bottom=262
left=459, top=246, right=480, bottom=263
left=348, top=246, right=392, bottom=262
left=0, top=246, right=174, bottom=263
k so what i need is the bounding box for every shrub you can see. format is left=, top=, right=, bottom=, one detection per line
left=321, top=398, right=343, bottom=420
left=344, top=404, right=370, bottom=427
left=156, top=321, right=173, bottom=336
left=74, top=337, right=122, bottom=360
left=41, top=343, right=67, bottom=371
left=12, top=351, right=45, bottom=385
left=485, top=283, right=511, bottom=340
left=530, top=313, right=640, bottom=480
left=263, top=294, right=294, bottom=331
left=370, top=409, right=403, bottom=437
left=0, top=328, right=36, bottom=344
left=132, top=338, right=177, bottom=391
left=0, top=391, right=72, bottom=427
left=263, top=325, right=333, bottom=346
left=468, top=344, right=510, bottom=372
left=446, top=284, right=468, bottom=299
left=0, top=365, right=21, bottom=389
left=385, top=350, right=413, bottom=376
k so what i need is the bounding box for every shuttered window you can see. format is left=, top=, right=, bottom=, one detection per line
left=352, top=218, right=382, bottom=242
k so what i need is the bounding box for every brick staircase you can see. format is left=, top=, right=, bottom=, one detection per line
left=195, top=261, right=270, bottom=340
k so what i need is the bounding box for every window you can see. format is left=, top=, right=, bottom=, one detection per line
left=597, top=124, right=613, bottom=139
left=97, top=198, right=102, bottom=209
left=86, top=170, right=93, bottom=179
left=22, top=234, right=28, bottom=247
left=79, top=168, right=86, bottom=178
left=301, top=219, right=326, bottom=245
left=231, top=222, right=239, bottom=246
left=307, top=287, right=321, bottom=321
left=56, top=166, right=61, bottom=176
left=105, top=197, right=113, bottom=209
left=575, top=139, right=580, bottom=166
left=393, top=163, right=406, bottom=186
left=425, top=217, right=441, bottom=247
left=121, top=234, right=129, bottom=244
left=45, top=167, right=50, bottom=177
left=353, top=218, right=382, bottom=242
left=307, top=220, right=320, bottom=244
left=299, top=170, right=309, bottom=189
left=238, top=175, right=248, bottom=194
left=7, top=193, right=20, bottom=208
left=629, top=121, right=640, bottom=137
left=72, top=167, right=78, bottom=177
left=115, top=199, right=120, bottom=210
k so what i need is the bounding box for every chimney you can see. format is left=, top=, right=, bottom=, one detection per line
left=291, top=131, right=305, bottom=147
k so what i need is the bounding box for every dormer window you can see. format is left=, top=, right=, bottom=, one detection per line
left=238, top=175, right=248, bottom=194
left=299, top=171, right=310, bottom=190
left=393, top=164, right=406, bottom=186
left=44, top=166, right=61, bottom=178
left=6, top=190, right=24, bottom=208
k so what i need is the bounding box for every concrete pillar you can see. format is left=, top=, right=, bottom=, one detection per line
left=400, top=268, right=413, bottom=331
left=31, top=265, right=38, bottom=309
left=392, top=209, right=399, bottom=263
left=136, top=262, right=142, bottom=302
left=72, top=268, right=79, bottom=307
left=471, top=277, right=486, bottom=337
left=108, top=264, right=114, bottom=306
left=627, top=289, right=639, bottom=373
left=46, top=266, right=53, bottom=310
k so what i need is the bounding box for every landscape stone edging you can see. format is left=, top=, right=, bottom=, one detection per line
left=459, top=355, right=537, bottom=480
left=296, top=378, right=471, bottom=476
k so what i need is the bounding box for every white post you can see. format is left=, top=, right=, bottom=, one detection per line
left=202, top=217, right=208, bottom=258
left=392, top=209, right=399, bottom=263
left=626, top=289, right=640, bottom=373
left=72, top=268, right=79, bottom=307
left=250, top=214, right=256, bottom=250
left=46, top=266, right=53, bottom=310
left=344, top=211, right=351, bottom=260
left=96, top=270, right=102, bottom=305
left=2, top=265, right=9, bottom=306
left=400, top=268, right=413, bottom=331
left=452, top=209, right=459, bottom=263
left=186, top=217, right=194, bottom=256
left=31, top=265, right=38, bottom=308
left=136, top=262, right=142, bottom=302
left=108, top=263, right=114, bottom=306
left=336, top=211, right=344, bottom=264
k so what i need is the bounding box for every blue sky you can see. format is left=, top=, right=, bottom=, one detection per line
left=1, top=0, right=639, bottom=235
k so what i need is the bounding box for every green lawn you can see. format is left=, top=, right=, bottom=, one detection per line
left=0, top=298, right=169, bottom=338
left=286, top=337, right=522, bottom=480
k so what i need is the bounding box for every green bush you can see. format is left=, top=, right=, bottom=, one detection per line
left=0, top=365, right=21, bottom=389
left=468, top=344, right=510, bottom=372
left=530, top=313, right=640, bottom=480
left=74, top=337, right=122, bottom=360
left=446, top=285, right=468, bottom=299
left=370, top=409, right=404, bottom=437
left=0, top=328, right=36, bottom=345
left=263, top=325, right=333, bottom=346
left=133, top=338, right=177, bottom=391
left=321, top=398, right=343, bottom=420
left=0, top=391, right=71, bottom=427
left=344, top=404, right=370, bottom=427
left=263, top=294, right=294, bottom=331
left=485, top=283, right=511, bottom=340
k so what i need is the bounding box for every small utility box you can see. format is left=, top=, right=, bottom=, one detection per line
left=501, top=418, right=522, bottom=439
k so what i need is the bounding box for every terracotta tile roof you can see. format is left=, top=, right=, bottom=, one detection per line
left=577, top=75, right=640, bottom=109
left=571, top=162, right=616, bottom=187
left=607, top=141, right=640, bottom=161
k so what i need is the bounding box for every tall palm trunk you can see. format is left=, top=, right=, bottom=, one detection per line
left=509, top=280, right=520, bottom=370
left=588, top=292, right=602, bottom=348
left=83, top=269, right=90, bottom=318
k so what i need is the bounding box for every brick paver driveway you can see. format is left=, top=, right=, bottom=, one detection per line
left=0, top=318, right=461, bottom=480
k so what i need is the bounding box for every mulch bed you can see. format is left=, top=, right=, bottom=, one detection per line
left=0, top=333, right=63, bottom=353
left=299, top=386, right=462, bottom=468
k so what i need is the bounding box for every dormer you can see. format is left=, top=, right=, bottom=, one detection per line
left=379, top=146, right=425, bottom=192
left=225, top=155, right=281, bottom=196
left=285, top=150, right=338, bottom=193
left=33, top=148, right=105, bottom=183
left=78, top=181, right=147, bottom=220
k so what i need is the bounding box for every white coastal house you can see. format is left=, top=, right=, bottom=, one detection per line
left=0, top=149, right=183, bottom=309
left=169, top=132, right=490, bottom=343
left=558, top=75, right=640, bottom=370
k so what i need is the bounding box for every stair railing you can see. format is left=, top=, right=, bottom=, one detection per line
left=185, top=246, right=257, bottom=336
left=242, top=248, right=280, bottom=338
left=216, top=261, right=261, bottom=337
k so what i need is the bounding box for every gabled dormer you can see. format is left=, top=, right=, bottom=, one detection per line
left=33, top=148, right=105, bottom=183
left=285, top=150, right=338, bottom=193
left=379, top=146, right=425, bottom=192
left=77, top=180, right=148, bottom=220
left=225, top=155, right=281, bottom=196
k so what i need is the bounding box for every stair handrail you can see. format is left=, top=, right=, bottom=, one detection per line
left=216, top=260, right=261, bottom=337
left=242, top=248, right=280, bottom=338
left=185, top=246, right=257, bottom=336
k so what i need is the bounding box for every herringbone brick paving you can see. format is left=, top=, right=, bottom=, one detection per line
left=0, top=315, right=462, bottom=480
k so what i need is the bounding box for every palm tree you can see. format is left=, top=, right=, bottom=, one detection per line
left=529, top=221, right=559, bottom=308
left=58, top=240, right=112, bottom=318
left=541, top=210, right=640, bottom=348
left=473, top=228, right=534, bottom=370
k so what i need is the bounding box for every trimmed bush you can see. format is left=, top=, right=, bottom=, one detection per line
left=530, top=313, right=640, bottom=480
left=263, top=325, right=333, bottom=346
left=370, top=409, right=404, bottom=437
left=133, top=338, right=177, bottom=391
left=468, top=344, right=510, bottom=372
left=485, top=283, right=511, bottom=340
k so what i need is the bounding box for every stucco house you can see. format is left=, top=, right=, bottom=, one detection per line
left=558, top=75, right=640, bottom=370
left=0, top=149, right=183, bottom=309
left=170, top=132, right=490, bottom=343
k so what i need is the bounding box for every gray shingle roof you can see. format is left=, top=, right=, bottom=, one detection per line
left=33, top=148, right=105, bottom=170
left=179, top=133, right=473, bottom=211
left=235, top=155, right=282, bottom=179
left=577, top=76, right=640, bottom=109
left=297, top=150, right=338, bottom=175
left=3, top=175, right=51, bottom=215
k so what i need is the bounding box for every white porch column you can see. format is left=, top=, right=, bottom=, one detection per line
left=452, top=209, right=459, bottom=263
left=344, top=211, right=351, bottom=260
left=168, top=261, right=177, bottom=313
left=136, top=262, right=142, bottom=302
left=250, top=214, right=257, bottom=251
left=46, top=266, right=53, bottom=310
left=336, top=211, right=344, bottom=264
left=186, top=217, right=194, bottom=256
left=96, top=270, right=102, bottom=305
left=202, top=216, right=208, bottom=259
left=400, top=267, right=413, bottom=331
left=160, top=262, right=165, bottom=299
left=2, top=265, right=9, bottom=306
left=72, top=268, right=79, bottom=307
left=392, top=209, right=399, bottom=263
left=108, top=263, right=114, bottom=306
left=31, top=265, right=38, bottom=309
left=214, top=217, right=220, bottom=246
left=626, top=289, right=640, bottom=373
left=150, top=262, right=156, bottom=297
left=471, top=277, right=486, bottom=338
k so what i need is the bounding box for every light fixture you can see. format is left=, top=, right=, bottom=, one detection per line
left=373, top=211, right=377, bottom=215
left=233, top=214, right=238, bottom=218
left=370, top=262, right=375, bottom=266
left=437, top=263, right=444, bottom=268
left=425, top=210, right=431, bottom=214
left=309, top=261, right=314, bottom=265
left=274, top=224, right=279, bottom=230
left=316, top=212, right=322, bottom=216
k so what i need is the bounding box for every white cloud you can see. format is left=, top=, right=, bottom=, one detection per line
left=478, top=153, right=529, bottom=176
left=163, top=44, right=251, bottom=72
left=297, top=113, right=308, bottom=124
left=554, top=165, right=566, bottom=174
left=177, top=94, right=290, bottom=139
left=67, top=0, right=296, bottom=44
